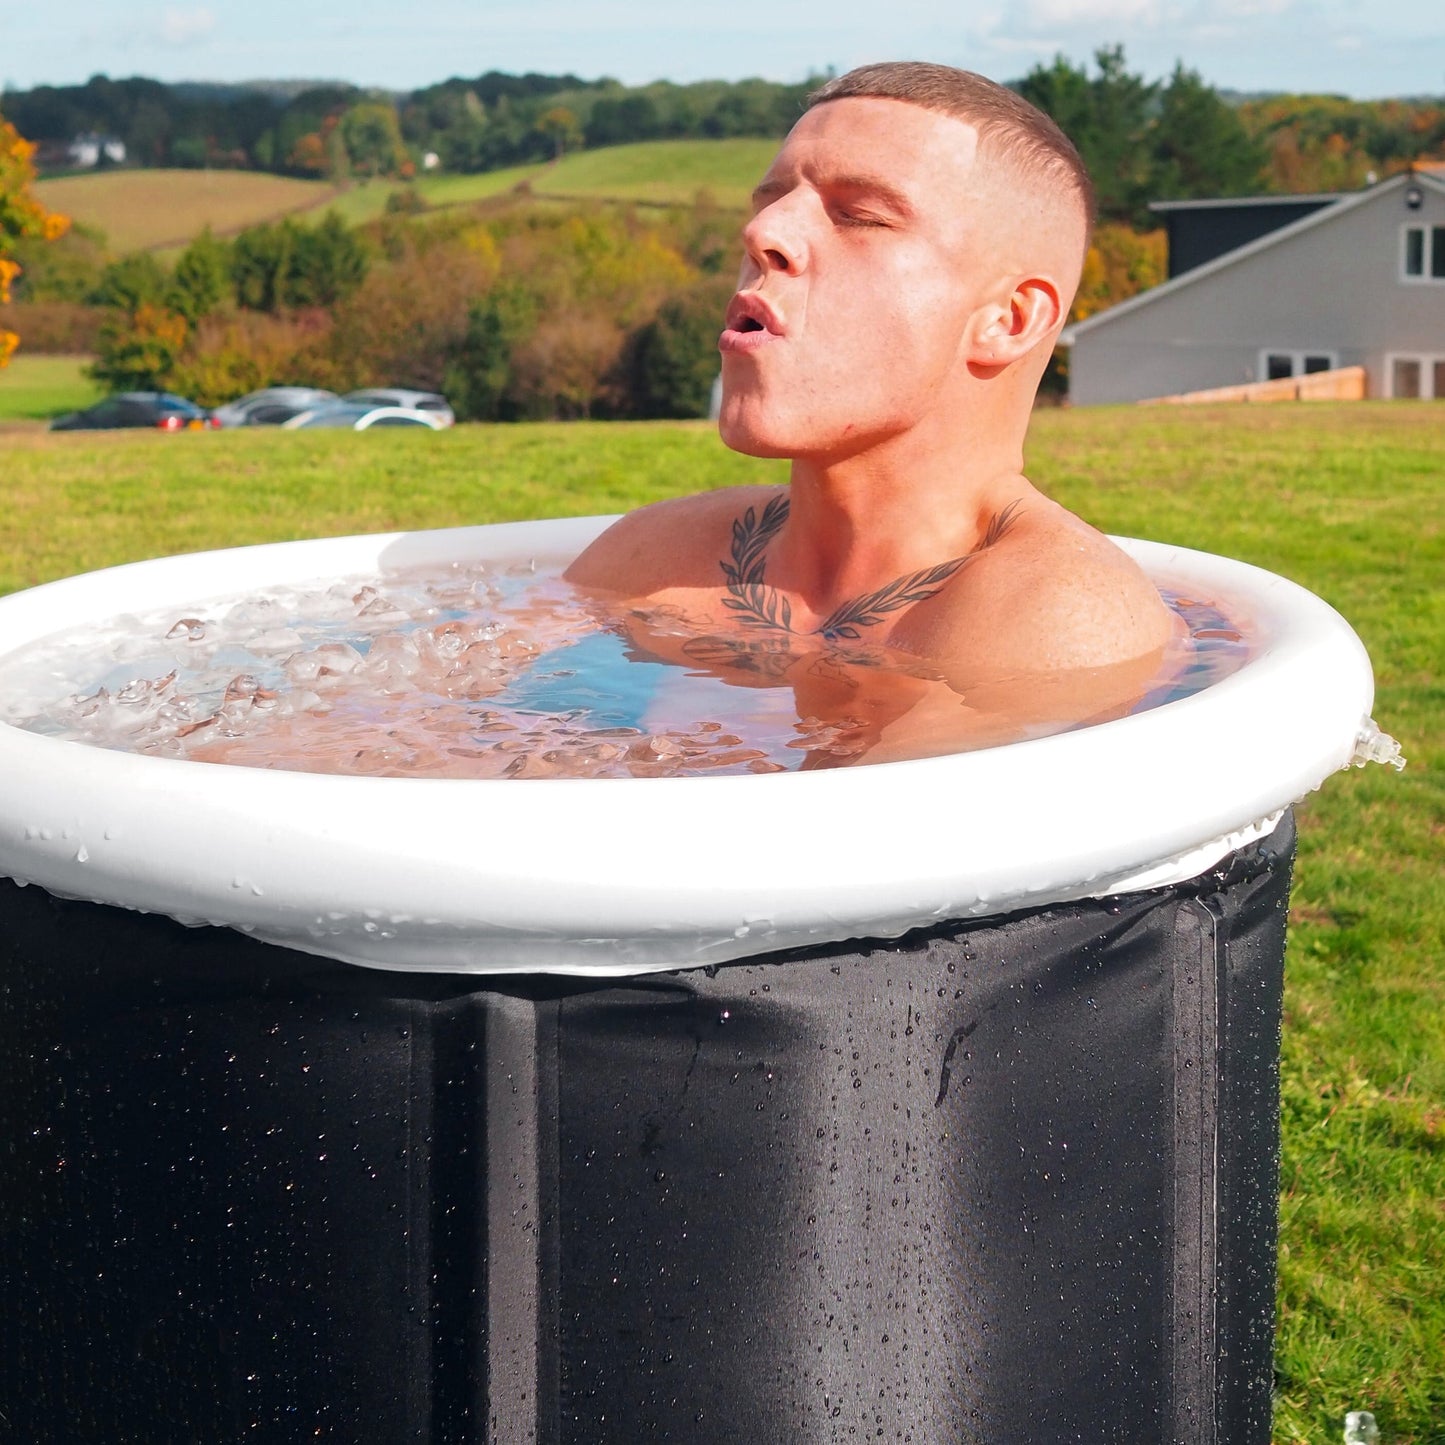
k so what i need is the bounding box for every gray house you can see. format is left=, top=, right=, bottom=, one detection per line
left=1063, top=169, right=1445, bottom=404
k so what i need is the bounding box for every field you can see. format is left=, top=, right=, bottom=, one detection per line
left=517, top=137, right=776, bottom=208
left=32, top=168, right=359, bottom=253
left=31, top=140, right=776, bottom=257
left=0, top=403, right=1441, bottom=1442
left=0, top=353, right=99, bottom=421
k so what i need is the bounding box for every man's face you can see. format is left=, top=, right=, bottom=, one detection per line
left=717, top=97, right=998, bottom=461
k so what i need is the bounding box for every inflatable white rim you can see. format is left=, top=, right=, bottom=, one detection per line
left=0, top=515, right=1375, bottom=975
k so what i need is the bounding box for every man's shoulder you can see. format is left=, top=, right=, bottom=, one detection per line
left=564, top=485, right=785, bottom=595
left=901, top=495, right=1175, bottom=674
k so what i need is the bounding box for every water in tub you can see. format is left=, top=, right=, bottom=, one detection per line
left=0, top=559, right=1248, bottom=778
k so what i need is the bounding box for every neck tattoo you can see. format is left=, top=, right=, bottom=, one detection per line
left=718, top=494, right=1022, bottom=642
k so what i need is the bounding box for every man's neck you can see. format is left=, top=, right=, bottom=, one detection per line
left=770, top=413, right=1029, bottom=613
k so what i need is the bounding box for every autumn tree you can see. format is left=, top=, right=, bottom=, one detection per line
left=535, top=106, right=582, bottom=159
left=89, top=302, right=188, bottom=390
left=0, top=109, right=70, bottom=367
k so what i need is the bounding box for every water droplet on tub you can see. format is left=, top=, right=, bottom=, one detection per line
left=75, top=844, right=88, bottom=863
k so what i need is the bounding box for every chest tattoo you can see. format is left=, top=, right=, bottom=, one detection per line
left=717, top=494, right=1022, bottom=643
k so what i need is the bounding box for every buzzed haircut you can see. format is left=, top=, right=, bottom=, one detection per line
left=809, top=62, right=1096, bottom=235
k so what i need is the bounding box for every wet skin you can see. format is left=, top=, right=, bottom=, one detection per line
left=566, top=96, right=1176, bottom=762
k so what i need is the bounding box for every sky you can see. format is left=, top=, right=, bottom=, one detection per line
left=1, top=0, right=1442, bottom=101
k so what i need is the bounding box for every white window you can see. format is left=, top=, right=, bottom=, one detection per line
left=1260, top=351, right=1338, bottom=382
left=1401, top=224, right=1445, bottom=282
left=1386, top=353, right=1445, bottom=399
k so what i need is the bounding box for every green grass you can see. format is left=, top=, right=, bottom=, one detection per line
left=527, top=138, right=776, bottom=208
left=0, top=353, right=100, bottom=422
left=0, top=402, right=1441, bottom=1442
left=416, top=162, right=549, bottom=207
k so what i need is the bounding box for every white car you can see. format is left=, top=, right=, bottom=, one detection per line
left=341, top=388, right=455, bottom=426
left=211, top=387, right=338, bottom=428
left=281, top=403, right=447, bottom=431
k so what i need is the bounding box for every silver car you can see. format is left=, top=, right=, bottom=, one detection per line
left=281, top=403, right=447, bottom=431
left=341, top=388, right=455, bottom=427
left=212, top=387, right=339, bottom=428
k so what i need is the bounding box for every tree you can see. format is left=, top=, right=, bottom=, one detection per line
left=1151, top=65, right=1267, bottom=200
left=1017, top=46, right=1157, bottom=225
left=340, top=102, right=408, bottom=179
left=89, top=302, right=187, bottom=390
left=90, top=252, right=169, bottom=312
left=293, top=212, right=369, bottom=307
left=168, top=227, right=231, bottom=323
left=1, top=110, right=70, bottom=367
left=627, top=274, right=733, bottom=417
left=444, top=284, right=538, bottom=421
left=535, top=106, right=582, bottom=159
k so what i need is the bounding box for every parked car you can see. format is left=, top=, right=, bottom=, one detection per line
left=341, top=388, right=455, bottom=426
left=281, top=403, right=447, bottom=431
left=211, top=387, right=338, bottom=428
left=49, top=393, right=217, bottom=432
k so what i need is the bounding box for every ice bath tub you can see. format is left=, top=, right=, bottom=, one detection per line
left=0, top=517, right=1388, bottom=1442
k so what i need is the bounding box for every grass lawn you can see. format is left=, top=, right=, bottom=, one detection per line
left=0, top=403, right=1441, bottom=1441
left=525, top=137, right=776, bottom=208
left=0, top=353, right=100, bottom=422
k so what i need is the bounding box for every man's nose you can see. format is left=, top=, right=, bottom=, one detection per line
left=741, top=195, right=809, bottom=276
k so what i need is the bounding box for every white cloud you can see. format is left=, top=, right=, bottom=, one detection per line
left=1212, top=0, right=1295, bottom=16
left=159, top=5, right=218, bottom=46
left=1025, top=0, right=1165, bottom=25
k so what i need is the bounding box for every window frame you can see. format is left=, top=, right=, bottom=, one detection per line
left=1400, top=222, right=1445, bottom=283
left=1258, top=349, right=1339, bottom=382
left=1384, top=351, right=1445, bottom=399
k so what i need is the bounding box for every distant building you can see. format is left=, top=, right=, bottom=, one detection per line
left=66, top=133, right=127, bottom=168
left=1063, top=170, right=1445, bottom=404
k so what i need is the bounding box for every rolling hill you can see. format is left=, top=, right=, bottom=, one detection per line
left=33, top=139, right=777, bottom=256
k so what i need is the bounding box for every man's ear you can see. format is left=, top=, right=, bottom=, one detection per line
left=964, top=276, right=1064, bottom=370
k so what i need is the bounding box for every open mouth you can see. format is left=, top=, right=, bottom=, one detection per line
left=738, top=317, right=766, bottom=333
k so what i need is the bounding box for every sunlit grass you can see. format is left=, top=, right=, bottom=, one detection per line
left=0, top=402, right=1440, bottom=1441
left=33, top=168, right=343, bottom=252
left=0, top=353, right=100, bottom=422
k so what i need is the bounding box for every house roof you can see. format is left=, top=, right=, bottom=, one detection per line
left=1147, top=192, right=1342, bottom=213
left=1062, top=169, right=1445, bottom=344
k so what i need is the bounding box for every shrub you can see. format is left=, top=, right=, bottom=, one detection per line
left=89, top=252, right=169, bottom=312
left=230, top=213, right=369, bottom=313
left=507, top=310, right=624, bottom=419
left=311, top=235, right=498, bottom=391
left=167, top=309, right=333, bottom=406
left=8, top=221, right=109, bottom=304
left=89, top=302, right=187, bottom=391
left=626, top=273, right=732, bottom=418
left=0, top=301, right=106, bottom=353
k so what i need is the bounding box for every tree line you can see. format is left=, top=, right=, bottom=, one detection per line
left=5, top=54, right=1443, bottom=210
left=1, top=71, right=816, bottom=179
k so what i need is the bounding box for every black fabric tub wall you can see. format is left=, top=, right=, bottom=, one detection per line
left=0, top=813, right=1294, bottom=1444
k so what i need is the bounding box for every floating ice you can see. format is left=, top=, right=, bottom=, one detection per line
left=0, top=562, right=1250, bottom=781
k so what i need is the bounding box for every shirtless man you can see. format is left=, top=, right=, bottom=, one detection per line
left=566, top=62, right=1175, bottom=764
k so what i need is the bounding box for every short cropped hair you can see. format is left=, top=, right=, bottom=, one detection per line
left=809, top=62, right=1096, bottom=237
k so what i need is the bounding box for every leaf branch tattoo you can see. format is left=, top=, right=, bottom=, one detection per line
left=718, top=495, right=1022, bottom=644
